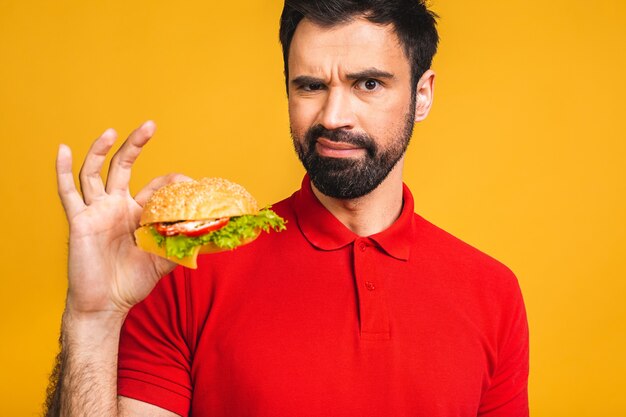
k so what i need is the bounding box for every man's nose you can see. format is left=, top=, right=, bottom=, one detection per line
left=318, top=88, right=355, bottom=131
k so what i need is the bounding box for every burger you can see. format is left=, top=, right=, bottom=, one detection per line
left=135, top=177, right=286, bottom=268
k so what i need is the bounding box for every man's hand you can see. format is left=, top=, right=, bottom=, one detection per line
left=57, top=120, right=183, bottom=317
left=46, top=121, right=186, bottom=417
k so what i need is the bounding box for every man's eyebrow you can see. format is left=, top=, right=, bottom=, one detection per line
left=290, top=75, right=325, bottom=86
left=346, top=68, right=395, bottom=80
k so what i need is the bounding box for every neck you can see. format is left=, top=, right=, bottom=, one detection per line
left=311, top=159, right=405, bottom=237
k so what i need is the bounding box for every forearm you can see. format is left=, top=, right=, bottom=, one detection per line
left=45, top=310, right=126, bottom=417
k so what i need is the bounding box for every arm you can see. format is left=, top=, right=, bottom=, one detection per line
left=44, top=122, right=184, bottom=417
left=478, top=278, right=530, bottom=416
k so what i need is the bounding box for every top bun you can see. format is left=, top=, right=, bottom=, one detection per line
left=140, top=177, right=259, bottom=225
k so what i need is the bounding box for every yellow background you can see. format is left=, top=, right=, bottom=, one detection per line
left=1, top=1, right=625, bottom=415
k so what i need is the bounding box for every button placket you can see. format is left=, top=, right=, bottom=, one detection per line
left=353, top=238, right=390, bottom=341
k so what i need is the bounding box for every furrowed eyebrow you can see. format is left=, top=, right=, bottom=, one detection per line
left=346, top=68, right=395, bottom=80
left=291, top=75, right=325, bottom=87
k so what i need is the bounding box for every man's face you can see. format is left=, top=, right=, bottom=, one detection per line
left=287, top=18, right=416, bottom=199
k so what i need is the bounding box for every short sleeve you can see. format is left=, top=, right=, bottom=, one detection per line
left=478, top=274, right=530, bottom=416
left=118, top=267, right=192, bottom=416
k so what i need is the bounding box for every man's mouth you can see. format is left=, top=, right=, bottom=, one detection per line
left=315, top=137, right=366, bottom=158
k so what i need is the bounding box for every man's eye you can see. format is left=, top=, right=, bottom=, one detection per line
left=357, top=79, right=381, bottom=91
left=304, top=83, right=324, bottom=91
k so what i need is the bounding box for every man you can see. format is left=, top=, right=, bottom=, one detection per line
left=46, top=0, right=529, bottom=416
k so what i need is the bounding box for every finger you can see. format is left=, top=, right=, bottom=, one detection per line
left=106, top=120, right=156, bottom=195
left=56, top=144, right=86, bottom=220
left=78, top=128, right=118, bottom=204
left=134, top=173, right=193, bottom=207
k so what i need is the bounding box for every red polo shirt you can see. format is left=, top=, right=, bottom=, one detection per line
left=118, top=176, right=529, bottom=416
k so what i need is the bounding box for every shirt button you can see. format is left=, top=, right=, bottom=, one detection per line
left=358, top=241, right=367, bottom=252
left=365, top=281, right=376, bottom=291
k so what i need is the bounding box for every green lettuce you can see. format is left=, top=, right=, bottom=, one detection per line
left=150, top=208, right=286, bottom=259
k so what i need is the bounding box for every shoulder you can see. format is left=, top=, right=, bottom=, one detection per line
left=410, top=215, right=528, bottom=352
left=411, top=213, right=522, bottom=298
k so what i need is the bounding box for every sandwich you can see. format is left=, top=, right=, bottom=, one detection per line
left=135, top=177, right=286, bottom=268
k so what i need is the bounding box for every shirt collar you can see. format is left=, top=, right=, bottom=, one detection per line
left=292, top=175, right=415, bottom=261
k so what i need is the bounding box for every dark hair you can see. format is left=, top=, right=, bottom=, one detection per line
left=279, top=0, right=439, bottom=94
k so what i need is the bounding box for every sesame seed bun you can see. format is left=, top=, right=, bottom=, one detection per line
left=140, top=177, right=259, bottom=225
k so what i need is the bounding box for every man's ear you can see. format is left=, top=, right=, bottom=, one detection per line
left=413, top=69, right=435, bottom=122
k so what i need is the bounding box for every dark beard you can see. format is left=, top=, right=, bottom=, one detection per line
left=292, top=109, right=415, bottom=199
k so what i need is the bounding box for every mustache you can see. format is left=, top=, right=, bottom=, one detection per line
left=304, top=125, right=377, bottom=156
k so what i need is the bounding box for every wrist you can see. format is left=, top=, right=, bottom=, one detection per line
left=63, top=306, right=127, bottom=323
left=63, top=291, right=131, bottom=321
left=61, top=308, right=127, bottom=348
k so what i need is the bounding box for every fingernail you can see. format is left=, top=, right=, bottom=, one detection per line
left=102, top=128, right=116, bottom=137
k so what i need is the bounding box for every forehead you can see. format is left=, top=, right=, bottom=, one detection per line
left=288, top=18, right=409, bottom=78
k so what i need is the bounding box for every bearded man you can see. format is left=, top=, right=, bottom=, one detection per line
left=46, top=1, right=529, bottom=416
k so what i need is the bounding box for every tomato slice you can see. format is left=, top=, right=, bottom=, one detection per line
left=178, top=218, right=230, bottom=237
left=154, top=217, right=230, bottom=237
left=154, top=222, right=180, bottom=237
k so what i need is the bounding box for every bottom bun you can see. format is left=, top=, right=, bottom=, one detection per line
left=134, top=226, right=259, bottom=269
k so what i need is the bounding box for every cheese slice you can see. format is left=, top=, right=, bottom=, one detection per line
left=134, top=226, right=201, bottom=269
